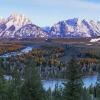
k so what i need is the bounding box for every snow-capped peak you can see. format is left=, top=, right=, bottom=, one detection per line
left=90, top=37, right=100, bottom=42
left=0, top=13, right=48, bottom=39
left=0, top=16, right=5, bottom=24
left=50, top=18, right=100, bottom=38
left=6, top=13, right=32, bottom=28
left=1, top=15, right=100, bottom=39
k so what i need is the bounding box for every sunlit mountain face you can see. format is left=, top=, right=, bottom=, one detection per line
left=0, top=13, right=100, bottom=39
left=0, top=13, right=48, bottom=39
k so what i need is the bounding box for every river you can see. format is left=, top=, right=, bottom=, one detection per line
left=1, top=45, right=98, bottom=91
left=0, top=45, right=38, bottom=58
left=42, top=75, right=97, bottom=90
left=4, top=75, right=97, bottom=91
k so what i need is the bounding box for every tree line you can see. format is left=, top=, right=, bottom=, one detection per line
left=0, top=56, right=100, bottom=100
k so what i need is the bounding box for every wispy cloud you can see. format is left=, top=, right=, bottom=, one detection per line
left=0, top=0, right=100, bottom=26
left=2, top=0, right=100, bottom=12
left=32, top=0, right=66, bottom=5
left=31, top=0, right=100, bottom=11
left=81, top=0, right=100, bottom=3
left=78, top=0, right=100, bottom=9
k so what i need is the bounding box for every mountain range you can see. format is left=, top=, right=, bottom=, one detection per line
left=0, top=13, right=100, bottom=39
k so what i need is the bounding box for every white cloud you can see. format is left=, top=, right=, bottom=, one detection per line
left=30, top=0, right=100, bottom=25
left=32, top=0, right=66, bottom=5
left=32, top=0, right=100, bottom=10
left=1, top=0, right=100, bottom=26
left=77, top=0, right=100, bottom=9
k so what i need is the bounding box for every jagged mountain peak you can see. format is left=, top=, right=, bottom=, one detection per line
left=0, top=16, right=6, bottom=24
left=6, top=13, right=32, bottom=27
left=0, top=15, right=100, bottom=39
left=0, top=13, right=48, bottom=39
left=50, top=18, right=100, bottom=38
left=57, top=18, right=89, bottom=27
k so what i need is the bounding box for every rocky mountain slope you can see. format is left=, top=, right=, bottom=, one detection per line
left=0, top=14, right=100, bottom=39
left=50, top=18, right=100, bottom=38
left=0, top=13, right=48, bottom=39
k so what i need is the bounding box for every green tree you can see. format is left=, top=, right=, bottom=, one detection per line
left=20, top=56, right=46, bottom=100
left=45, top=88, right=52, bottom=100
left=52, top=84, right=63, bottom=100
left=96, top=64, right=100, bottom=100
left=7, top=67, right=22, bottom=100
left=63, top=57, right=83, bottom=100
left=0, top=67, right=7, bottom=99
left=81, top=87, right=91, bottom=100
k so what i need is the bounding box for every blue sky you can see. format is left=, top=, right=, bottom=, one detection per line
left=0, top=0, right=100, bottom=26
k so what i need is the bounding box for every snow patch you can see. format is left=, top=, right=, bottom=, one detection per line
left=90, top=38, right=100, bottom=42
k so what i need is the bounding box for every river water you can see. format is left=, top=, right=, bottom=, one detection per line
left=4, top=75, right=97, bottom=91
left=42, top=75, right=97, bottom=90
left=0, top=46, right=37, bottom=58
left=1, top=45, right=98, bottom=90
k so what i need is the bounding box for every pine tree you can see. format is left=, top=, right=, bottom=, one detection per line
left=81, top=87, right=91, bottom=100
left=7, top=67, right=22, bottom=100
left=96, top=64, right=100, bottom=100
left=0, top=66, right=7, bottom=99
left=20, top=56, right=46, bottom=100
left=52, top=84, right=63, bottom=100
left=46, top=88, right=52, bottom=100
left=63, top=57, right=83, bottom=100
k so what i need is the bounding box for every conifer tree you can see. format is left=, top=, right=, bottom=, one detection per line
left=52, top=84, right=63, bottom=100
left=7, top=67, right=22, bottom=100
left=63, top=57, right=83, bottom=100
left=96, top=64, right=100, bottom=100
left=81, top=87, right=91, bottom=100
left=20, top=56, right=46, bottom=100
left=46, top=88, right=52, bottom=100
left=0, top=66, right=7, bottom=99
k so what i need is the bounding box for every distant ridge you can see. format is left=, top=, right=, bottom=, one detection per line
left=0, top=13, right=100, bottom=39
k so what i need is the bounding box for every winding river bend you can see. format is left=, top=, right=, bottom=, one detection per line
left=0, top=45, right=37, bottom=58
left=1, top=45, right=98, bottom=90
